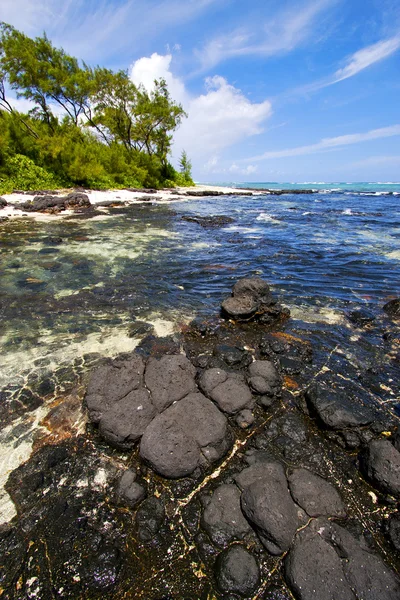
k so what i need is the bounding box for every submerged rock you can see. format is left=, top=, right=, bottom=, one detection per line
left=181, top=215, right=235, bottom=228
left=383, top=298, right=400, bottom=319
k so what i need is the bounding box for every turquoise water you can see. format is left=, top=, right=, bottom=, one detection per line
left=208, top=181, right=400, bottom=193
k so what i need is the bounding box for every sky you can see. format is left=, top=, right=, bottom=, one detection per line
left=1, top=0, right=399, bottom=182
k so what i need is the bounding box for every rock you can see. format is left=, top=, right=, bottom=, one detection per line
left=387, top=513, right=400, bottom=551
left=199, top=368, right=228, bottom=395
left=209, top=377, right=253, bottom=415
left=240, top=461, right=300, bottom=554
left=116, top=470, right=146, bottom=506
left=287, top=518, right=400, bottom=600
left=383, top=298, right=400, bottom=318
left=144, top=354, right=197, bottom=412
left=215, top=545, right=260, bottom=596
left=140, top=392, right=231, bottom=478
left=346, top=309, right=375, bottom=327
left=0, top=197, right=7, bottom=208
left=64, top=192, right=91, bottom=208
left=85, top=354, right=145, bottom=423
left=393, top=428, right=400, bottom=452
left=201, top=484, right=251, bottom=546
left=361, top=439, right=400, bottom=497
left=199, top=367, right=254, bottom=414
left=99, top=388, right=157, bottom=450
left=236, top=409, right=255, bottom=428
left=221, top=276, right=278, bottom=322
left=285, top=521, right=356, bottom=600
left=306, top=382, right=375, bottom=430
left=213, top=344, right=253, bottom=368
left=288, top=468, right=346, bottom=518
left=248, top=361, right=281, bottom=396
left=181, top=215, right=235, bottom=228
left=136, top=497, right=165, bottom=542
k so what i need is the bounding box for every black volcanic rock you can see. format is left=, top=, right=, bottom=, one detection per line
left=361, top=439, right=400, bottom=497
left=288, top=468, right=346, bottom=518
left=221, top=277, right=289, bottom=323
left=181, top=215, right=234, bottom=228
left=140, top=392, right=231, bottom=478
left=215, top=545, right=260, bottom=596
left=383, top=298, right=400, bottom=318
left=144, top=354, right=197, bottom=412
left=201, top=484, right=251, bottom=547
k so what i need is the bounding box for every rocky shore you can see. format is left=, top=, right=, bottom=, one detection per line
left=0, top=185, right=320, bottom=222
left=1, top=278, right=399, bottom=599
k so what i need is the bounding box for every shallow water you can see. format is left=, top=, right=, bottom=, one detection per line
left=0, top=191, right=399, bottom=393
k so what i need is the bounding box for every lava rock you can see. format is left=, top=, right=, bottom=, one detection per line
left=361, top=439, right=400, bottom=497
left=383, top=298, right=400, bottom=319
left=136, top=497, right=165, bottom=542
left=199, top=367, right=254, bottom=414
left=144, top=354, right=197, bottom=412
left=116, top=469, right=146, bottom=506
left=85, top=354, right=145, bottom=423
left=387, top=513, right=400, bottom=551
left=213, top=344, right=253, bottom=368
left=288, top=468, right=346, bottom=518
left=64, top=192, right=91, bottom=208
left=236, top=409, right=255, bottom=428
left=140, top=392, right=231, bottom=478
left=0, top=197, right=7, bottom=208
left=346, top=309, right=375, bottom=328
left=306, top=382, right=375, bottom=430
left=248, top=360, right=281, bottom=396
left=285, top=521, right=356, bottom=600
left=240, top=461, right=300, bottom=554
left=99, top=388, right=157, bottom=450
left=201, top=484, right=252, bottom=547
left=215, top=545, right=260, bottom=596
left=221, top=277, right=277, bottom=321
left=181, top=215, right=235, bottom=228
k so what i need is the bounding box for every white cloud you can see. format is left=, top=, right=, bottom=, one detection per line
left=130, top=53, right=272, bottom=165
left=0, top=0, right=218, bottom=63
left=245, top=125, right=400, bottom=161
left=332, top=36, right=400, bottom=83
left=195, top=0, right=335, bottom=71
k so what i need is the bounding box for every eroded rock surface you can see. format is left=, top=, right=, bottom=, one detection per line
left=215, top=545, right=260, bottom=596
left=288, top=468, right=346, bottom=518
left=201, top=484, right=251, bottom=547
left=361, top=439, right=400, bottom=497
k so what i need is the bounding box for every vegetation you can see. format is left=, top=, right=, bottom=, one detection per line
left=0, top=22, right=194, bottom=193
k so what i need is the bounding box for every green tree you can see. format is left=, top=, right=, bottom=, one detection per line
left=179, top=149, right=193, bottom=182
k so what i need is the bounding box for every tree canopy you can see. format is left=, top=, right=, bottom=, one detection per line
left=0, top=22, right=192, bottom=192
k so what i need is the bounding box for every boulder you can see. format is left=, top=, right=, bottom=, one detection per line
left=64, top=192, right=91, bottom=208
left=199, top=367, right=254, bottom=414
left=201, top=484, right=251, bottom=547
left=285, top=521, right=356, bottom=600
left=99, top=388, right=157, bottom=450
left=248, top=361, right=281, bottom=396
left=306, top=382, right=375, bottom=430
left=286, top=518, right=400, bottom=600
left=144, top=354, right=197, bottom=412
left=388, top=513, right=400, bottom=551
left=0, top=197, right=7, bottom=208
left=240, top=461, right=300, bottom=554
left=221, top=277, right=278, bottom=321
left=361, top=439, right=400, bottom=497
left=85, top=355, right=145, bottom=423
left=288, top=468, right=346, bottom=518
left=215, top=545, right=260, bottom=596
left=140, top=392, right=231, bottom=478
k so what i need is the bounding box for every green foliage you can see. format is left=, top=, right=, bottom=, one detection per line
left=0, top=153, right=64, bottom=193
left=0, top=21, right=194, bottom=191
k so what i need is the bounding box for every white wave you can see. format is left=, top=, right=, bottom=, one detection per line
left=256, top=212, right=282, bottom=224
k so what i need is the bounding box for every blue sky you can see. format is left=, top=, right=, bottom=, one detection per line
left=1, top=0, right=399, bottom=182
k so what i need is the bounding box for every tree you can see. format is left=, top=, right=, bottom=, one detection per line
left=179, top=150, right=192, bottom=182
